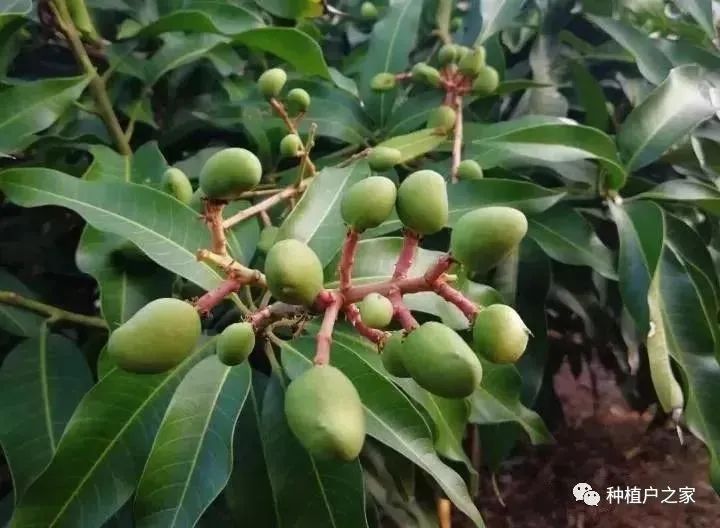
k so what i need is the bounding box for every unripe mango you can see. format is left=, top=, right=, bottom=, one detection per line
left=456, top=46, right=471, bottom=62
left=358, top=293, right=393, bottom=329
left=286, top=88, right=311, bottom=115
left=162, top=168, right=193, bottom=205
left=401, top=322, right=482, bottom=398
left=257, top=225, right=280, bottom=254
left=456, top=159, right=483, bottom=180
left=285, top=365, right=366, bottom=461
left=427, top=105, right=457, bottom=133
left=265, top=239, right=324, bottom=306
left=367, top=146, right=402, bottom=171
left=472, top=304, right=529, bottom=363
left=258, top=68, right=287, bottom=99
left=396, top=170, right=448, bottom=235
left=472, top=66, right=500, bottom=96
left=341, top=176, right=396, bottom=231
left=107, top=298, right=201, bottom=374
left=199, top=148, right=262, bottom=200
left=360, top=1, right=378, bottom=19
left=371, top=72, right=396, bottom=91
left=438, top=43, right=459, bottom=65
left=411, top=62, right=441, bottom=87
left=458, top=46, right=486, bottom=77
left=217, top=322, right=255, bottom=366
left=450, top=207, right=527, bottom=274
left=280, top=133, right=304, bottom=158
left=381, top=331, right=409, bottom=377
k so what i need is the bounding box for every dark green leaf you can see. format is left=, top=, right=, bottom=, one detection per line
left=634, top=179, right=720, bottom=214
left=617, top=65, right=718, bottom=171
left=671, top=0, right=715, bottom=39
left=475, top=0, right=526, bottom=44
left=0, top=269, right=43, bottom=337
left=144, top=34, right=226, bottom=85
left=10, top=340, right=215, bottom=527
left=134, top=358, right=251, bottom=527
left=383, top=92, right=444, bottom=138
left=0, top=325, right=93, bottom=501
left=570, top=60, right=610, bottom=131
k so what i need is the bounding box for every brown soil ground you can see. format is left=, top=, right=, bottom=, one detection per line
left=476, top=360, right=720, bottom=528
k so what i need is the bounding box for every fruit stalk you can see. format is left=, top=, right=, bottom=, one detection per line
left=0, top=291, right=107, bottom=328
left=344, top=303, right=386, bottom=343
left=196, top=249, right=267, bottom=287
left=339, top=228, right=360, bottom=291
left=270, top=97, right=299, bottom=134
left=450, top=94, right=464, bottom=182
left=249, top=302, right=304, bottom=331
left=194, top=278, right=244, bottom=314
left=434, top=282, right=479, bottom=320
left=392, top=230, right=420, bottom=280
left=222, top=178, right=311, bottom=229
left=314, top=292, right=343, bottom=365
left=203, top=200, right=228, bottom=255
left=389, top=288, right=419, bottom=330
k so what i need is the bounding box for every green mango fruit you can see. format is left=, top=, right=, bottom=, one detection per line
left=456, top=159, right=483, bottom=180
left=360, top=1, right=378, bottom=19
left=367, top=146, right=402, bottom=171
left=162, top=167, right=193, bottom=205
left=473, top=304, right=529, bottom=363
left=358, top=293, right=393, bottom=329
left=265, top=239, right=324, bottom=306
left=107, top=298, right=201, bottom=374
left=341, top=176, right=396, bottom=231
left=472, top=66, right=500, bottom=96
left=401, top=322, right=482, bottom=398
left=371, top=72, right=396, bottom=91
left=280, top=133, right=304, bottom=158
left=217, top=322, right=255, bottom=366
left=411, top=62, right=441, bottom=87
left=396, top=170, right=448, bottom=235
left=285, top=365, right=366, bottom=461
left=67, top=0, right=101, bottom=42
left=287, top=88, right=311, bottom=116
left=199, top=148, right=262, bottom=200
left=427, top=105, right=456, bottom=133
left=258, top=68, right=287, bottom=99
left=381, top=331, right=409, bottom=377
left=257, top=225, right=280, bottom=254
left=438, top=43, right=459, bottom=65
left=458, top=46, right=486, bottom=77
left=450, top=207, right=527, bottom=274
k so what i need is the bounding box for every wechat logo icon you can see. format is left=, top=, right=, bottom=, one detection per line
left=573, top=483, right=600, bottom=506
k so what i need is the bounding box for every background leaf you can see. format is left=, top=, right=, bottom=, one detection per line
left=0, top=270, right=44, bottom=337
left=475, top=0, right=526, bottom=44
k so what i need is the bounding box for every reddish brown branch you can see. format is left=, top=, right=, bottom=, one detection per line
left=195, top=278, right=243, bottom=315
left=450, top=95, right=464, bottom=183
left=314, top=292, right=343, bottom=365
left=196, top=249, right=267, bottom=287
left=250, top=302, right=304, bottom=331
left=339, top=228, right=360, bottom=291
left=344, top=303, right=386, bottom=344
left=389, top=288, right=419, bottom=331
left=393, top=231, right=420, bottom=280
left=424, top=254, right=454, bottom=283
left=434, top=282, right=479, bottom=320
left=270, top=97, right=297, bottom=134
left=222, top=178, right=311, bottom=229
left=203, top=200, right=228, bottom=255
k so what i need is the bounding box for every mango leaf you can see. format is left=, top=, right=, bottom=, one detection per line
left=475, top=0, right=526, bottom=44
left=651, top=244, right=720, bottom=491
left=282, top=330, right=485, bottom=527
left=144, top=34, right=226, bottom=85
left=10, top=339, right=216, bottom=527
left=634, top=179, right=720, bottom=215
left=671, top=0, right=715, bottom=39
left=359, top=0, right=424, bottom=126
left=277, top=161, right=370, bottom=265
left=383, top=92, right=444, bottom=138
left=570, top=60, right=610, bottom=131
left=0, top=168, right=228, bottom=292
left=232, top=28, right=331, bottom=79
left=464, top=117, right=627, bottom=189
left=252, top=0, right=322, bottom=19
left=616, top=65, right=718, bottom=171
left=0, top=76, right=89, bottom=153
left=366, top=178, right=564, bottom=237
left=609, top=201, right=664, bottom=333
left=261, top=375, right=368, bottom=528
left=0, top=324, right=93, bottom=502
left=586, top=15, right=673, bottom=84
left=527, top=205, right=617, bottom=280
left=134, top=358, right=251, bottom=527
left=0, top=269, right=44, bottom=337
left=1, top=0, right=31, bottom=16
left=469, top=360, right=552, bottom=445
left=122, top=3, right=264, bottom=38
left=377, top=129, right=447, bottom=165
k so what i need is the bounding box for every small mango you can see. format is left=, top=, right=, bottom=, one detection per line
left=438, top=43, right=459, bottom=66
left=367, top=146, right=402, bottom=172
left=456, top=159, right=483, bottom=180
left=162, top=167, right=193, bottom=205
left=265, top=239, right=324, bottom=306
left=280, top=134, right=304, bottom=158
left=396, top=170, right=448, bottom=235
left=341, top=176, right=396, bottom=231
left=472, top=304, right=529, bottom=363
left=199, top=148, right=262, bottom=200
left=107, top=298, right=201, bottom=374
left=286, top=88, right=311, bottom=116
left=472, top=66, right=500, bottom=96
left=411, top=62, right=442, bottom=87
left=450, top=207, right=527, bottom=274
left=371, top=72, right=396, bottom=91
left=285, top=365, right=366, bottom=461
left=427, top=105, right=457, bottom=133
left=257, top=225, right=280, bottom=254
left=401, top=322, right=482, bottom=398
left=258, top=68, right=287, bottom=99
left=458, top=46, right=486, bottom=77
left=360, top=1, right=378, bottom=19
left=381, top=331, right=410, bottom=378
left=217, top=322, right=255, bottom=366
left=358, top=293, right=393, bottom=329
